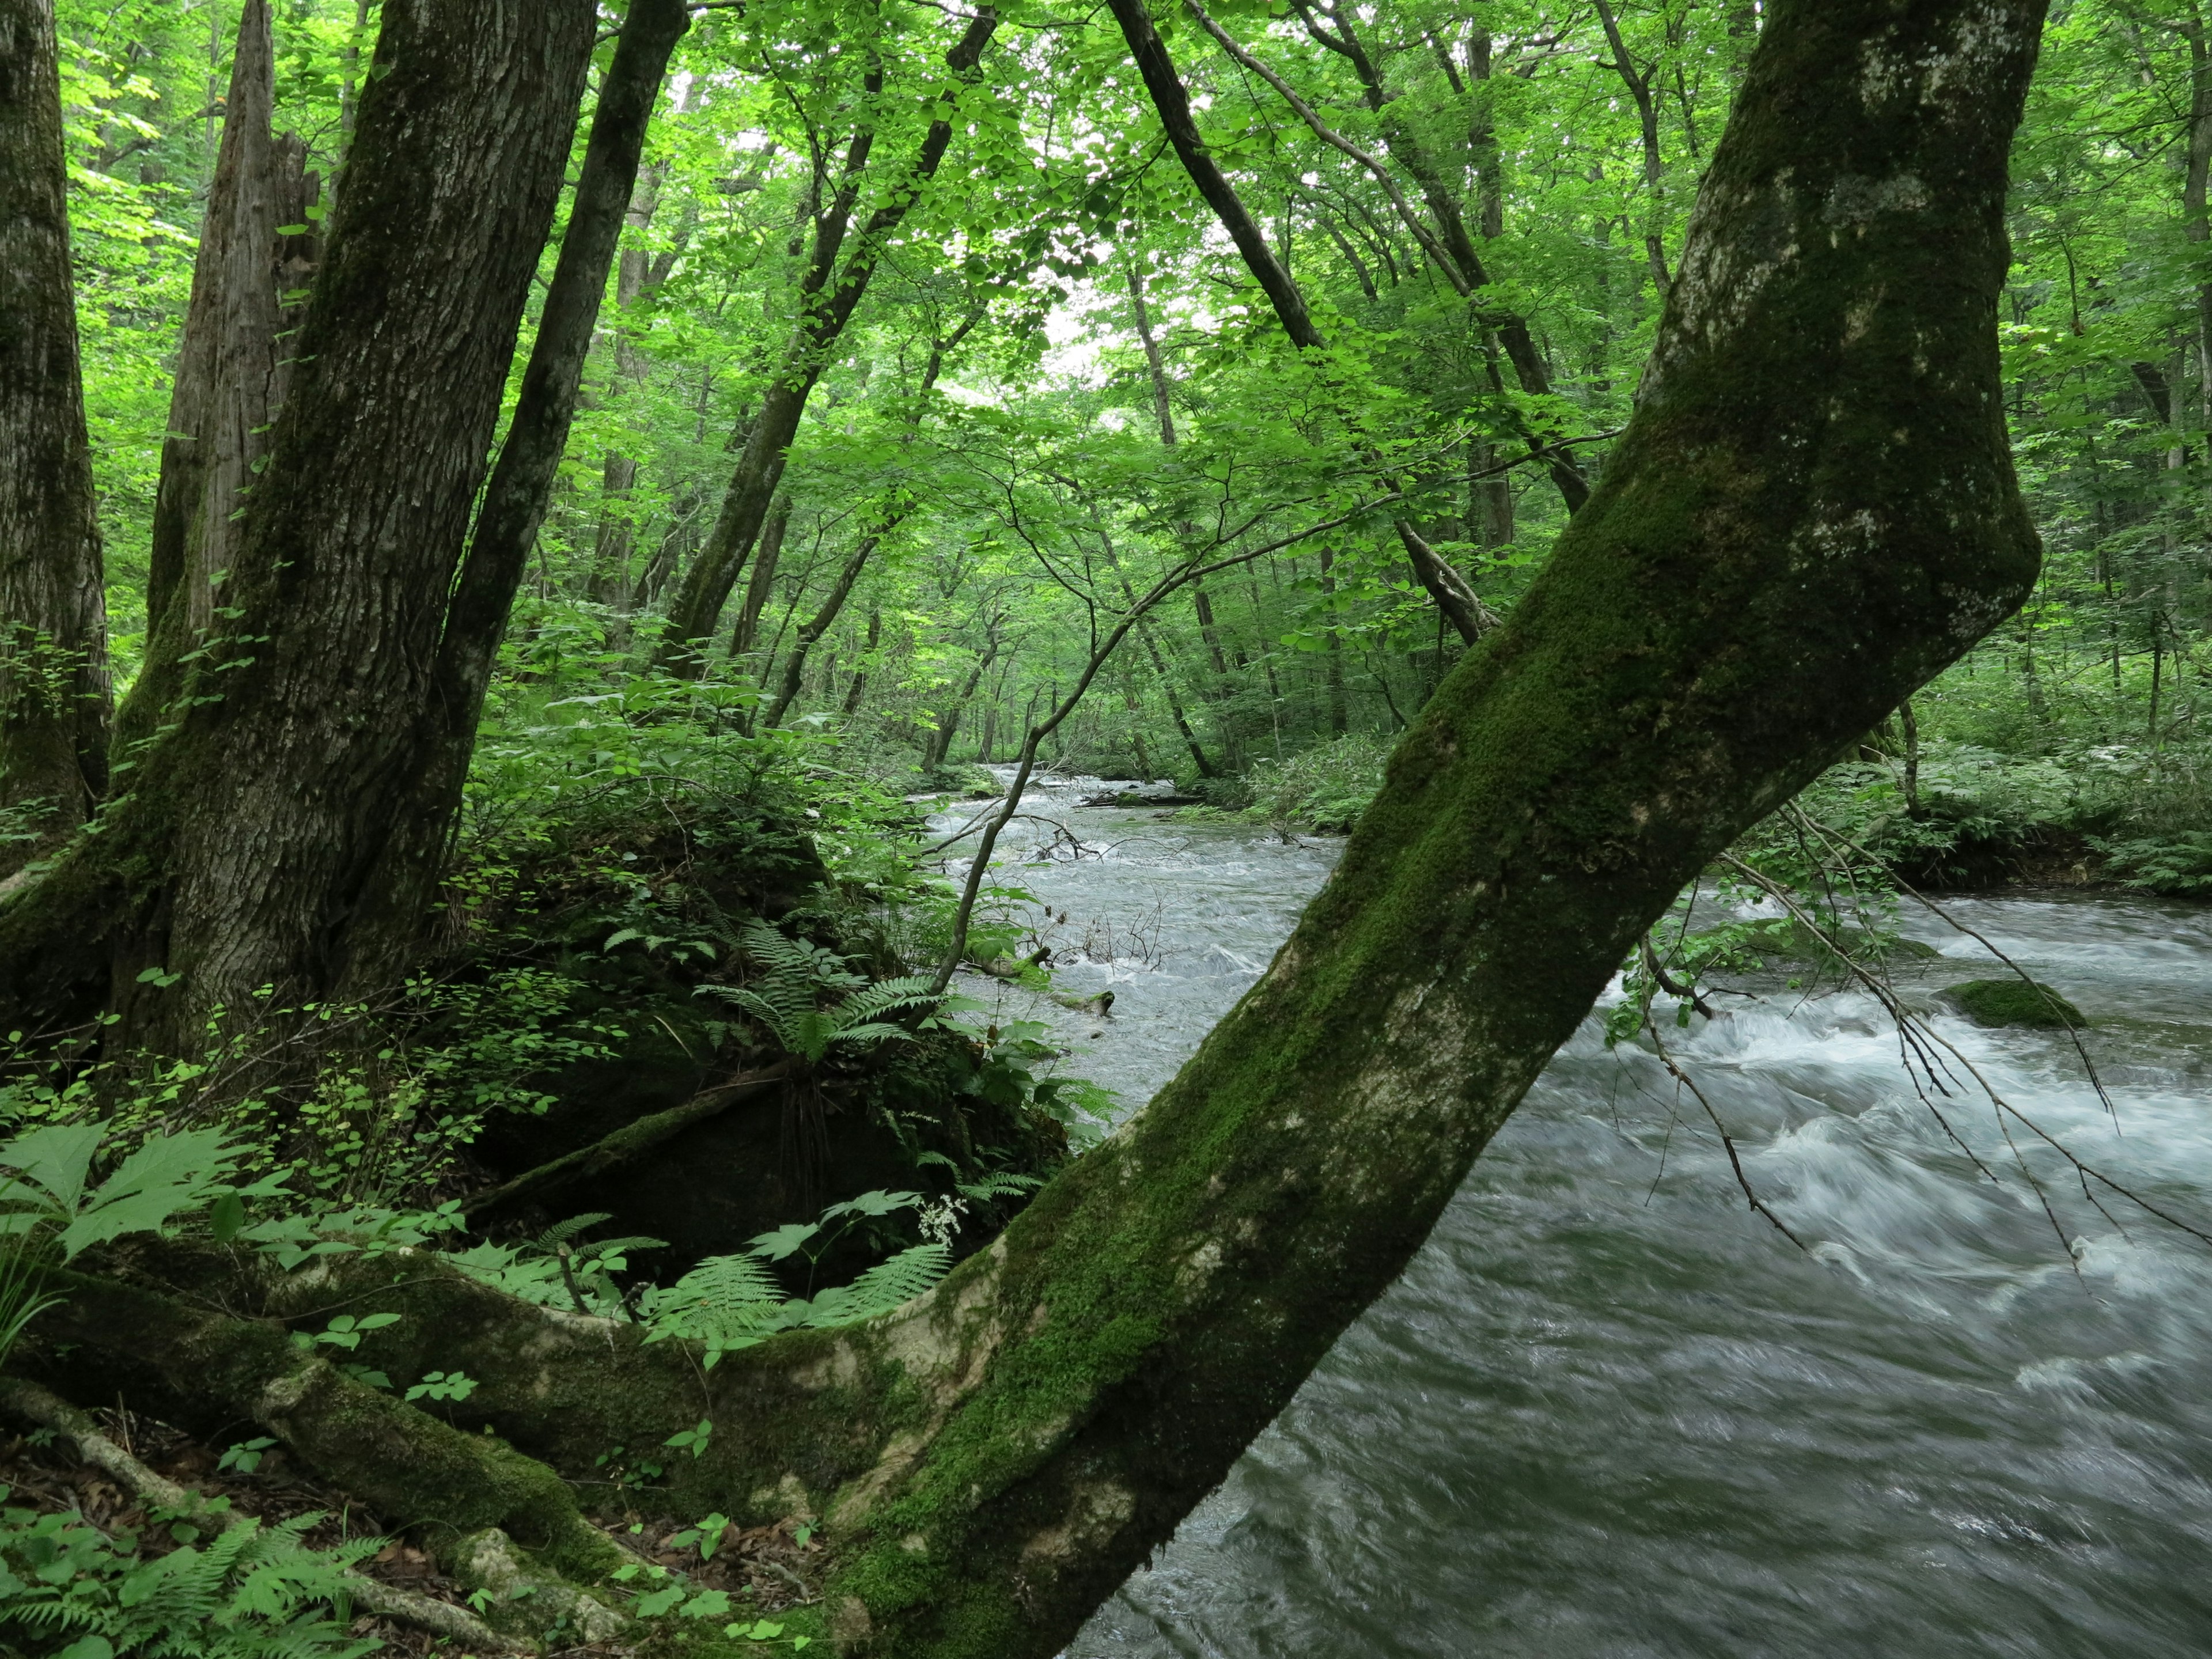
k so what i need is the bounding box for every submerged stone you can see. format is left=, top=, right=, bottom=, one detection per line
left=1941, top=978, right=2087, bottom=1029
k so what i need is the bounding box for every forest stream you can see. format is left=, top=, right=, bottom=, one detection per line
left=940, top=774, right=2212, bottom=1659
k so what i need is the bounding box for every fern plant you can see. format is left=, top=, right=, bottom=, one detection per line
left=641, top=1189, right=954, bottom=1367
left=0, top=1501, right=381, bottom=1659
left=693, top=921, right=942, bottom=1065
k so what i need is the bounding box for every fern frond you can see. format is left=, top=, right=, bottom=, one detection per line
left=663, top=1251, right=783, bottom=1313
left=805, top=1242, right=950, bottom=1327
left=831, top=976, right=942, bottom=1027
left=533, top=1211, right=614, bottom=1251
left=957, top=1172, right=1044, bottom=1201
left=825, top=1020, right=915, bottom=1052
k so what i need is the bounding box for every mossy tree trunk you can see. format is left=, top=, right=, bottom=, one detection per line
left=763, top=2, right=2051, bottom=1650
left=31, top=5, right=2051, bottom=1656
left=0, top=0, right=111, bottom=874
left=0, top=0, right=599, bottom=1040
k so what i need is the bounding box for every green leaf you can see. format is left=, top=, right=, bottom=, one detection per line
left=745, top=1220, right=820, bottom=1262
left=208, top=1192, right=245, bottom=1241
left=0, top=1123, right=102, bottom=1215
left=635, top=1583, right=685, bottom=1616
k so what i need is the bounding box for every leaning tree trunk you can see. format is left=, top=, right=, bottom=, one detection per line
left=748, top=2, right=2040, bottom=1650
left=22, top=4, right=2048, bottom=1656
left=0, top=0, right=598, bottom=1041
left=0, top=0, right=110, bottom=873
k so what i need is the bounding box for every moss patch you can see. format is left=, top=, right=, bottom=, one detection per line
left=1941, top=978, right=2086, bottom=1029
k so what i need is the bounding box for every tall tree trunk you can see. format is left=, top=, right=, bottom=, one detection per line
left=1594, top=0, right=1673, bottom=298
left=141, top=0, right=314, bottom=681
left=586, top=151, right=688, bottom=608
left=0, top=0, right=110, bottom=872
left=348, top=0, right=690, bottom=980
left=763, top=529, right=889, bottom=729
left=0, top=0, right=601, bottom=1040
left=1318, top=544, right=1347, bottom=734
left=729, top=495, right=793, bottom=660
left=842, top=606, right=881, bottom=720
left=925, top=632, right=999, bottom=771
left=655, top=13, right=998, bottom=671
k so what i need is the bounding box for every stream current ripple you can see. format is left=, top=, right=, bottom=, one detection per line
left=931, top=773, right=2212, bottom=1658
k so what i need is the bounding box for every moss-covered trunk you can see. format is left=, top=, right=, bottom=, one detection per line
left=777, top=2, right=2049, bottom=1651
left=12, top=4, right=2052, bottom=1655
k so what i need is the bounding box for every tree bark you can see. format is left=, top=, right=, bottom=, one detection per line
left=729, top=494, right=793, bottom=660
left=141, top=0, right=313, bottom=676
left=0, top=0, right=111, bottom=871
left=18, top=8, right=2054, bottom=1658
left=347, top=0, right=691, bottom=982
left=656, top=13, right=998, bottom=671
left=0, top=0, right=601, bottom=1039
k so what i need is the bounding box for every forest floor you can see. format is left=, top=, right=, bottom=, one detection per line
left=0, top=1408, right=825, bottom=1656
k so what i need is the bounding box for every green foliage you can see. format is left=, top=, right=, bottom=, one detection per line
left=638, top=1190, right=956, bottom=1368
left=0, top=1498, right=380, bottom=1659
left=945, top=1018, right=1114, bottom=1149
left=0, top=1124, right=275, bottom=1262
left=696, top=921, right=944, bottom=1065
left=1241, top=734, right=1390, bottom=833
left=2093, top=832, right=2212, bottom=896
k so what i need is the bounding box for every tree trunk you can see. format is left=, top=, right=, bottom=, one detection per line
left=1594, top=0, right=1673, bottom=298
left=19, top=8, right=2052, bottom=1657
left=0, top=0, right=111, bottom=872
left=0, top=0, right=601, bottom=1039
left=925, top=633, right=999, bottom=770
left=842, top=606, right=882, bottom=721
left=347, top=0, right=690, bottom=980
left=655, top=14, right=998, bottom=671
left=141, top=0, right=314, bottom=679
left=729, top=494, right=793, bottom=659
left=763, top=528, right=891, bottom=729
left=1318, top=545, right=1347, bottom=734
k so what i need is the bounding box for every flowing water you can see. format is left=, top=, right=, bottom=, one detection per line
left=934, top=775, right=2212, bottom=1658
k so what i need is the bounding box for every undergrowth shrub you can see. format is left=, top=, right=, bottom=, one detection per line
left=1244, top=734, right=1388, bottom=832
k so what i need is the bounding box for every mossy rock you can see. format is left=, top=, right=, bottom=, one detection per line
left=1941, top=978, right=2087, bottom=1029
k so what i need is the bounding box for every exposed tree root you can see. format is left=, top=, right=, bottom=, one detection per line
left=0, top=1375, right=532, bottom=1654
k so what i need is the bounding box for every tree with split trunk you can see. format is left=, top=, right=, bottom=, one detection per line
left=0, top=0, right=691, bottom=1044
left=13, top=2, right=2051, bottom=1653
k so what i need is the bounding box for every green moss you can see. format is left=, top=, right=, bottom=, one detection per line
left=1942, top=978, right=2086, bottom=1029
